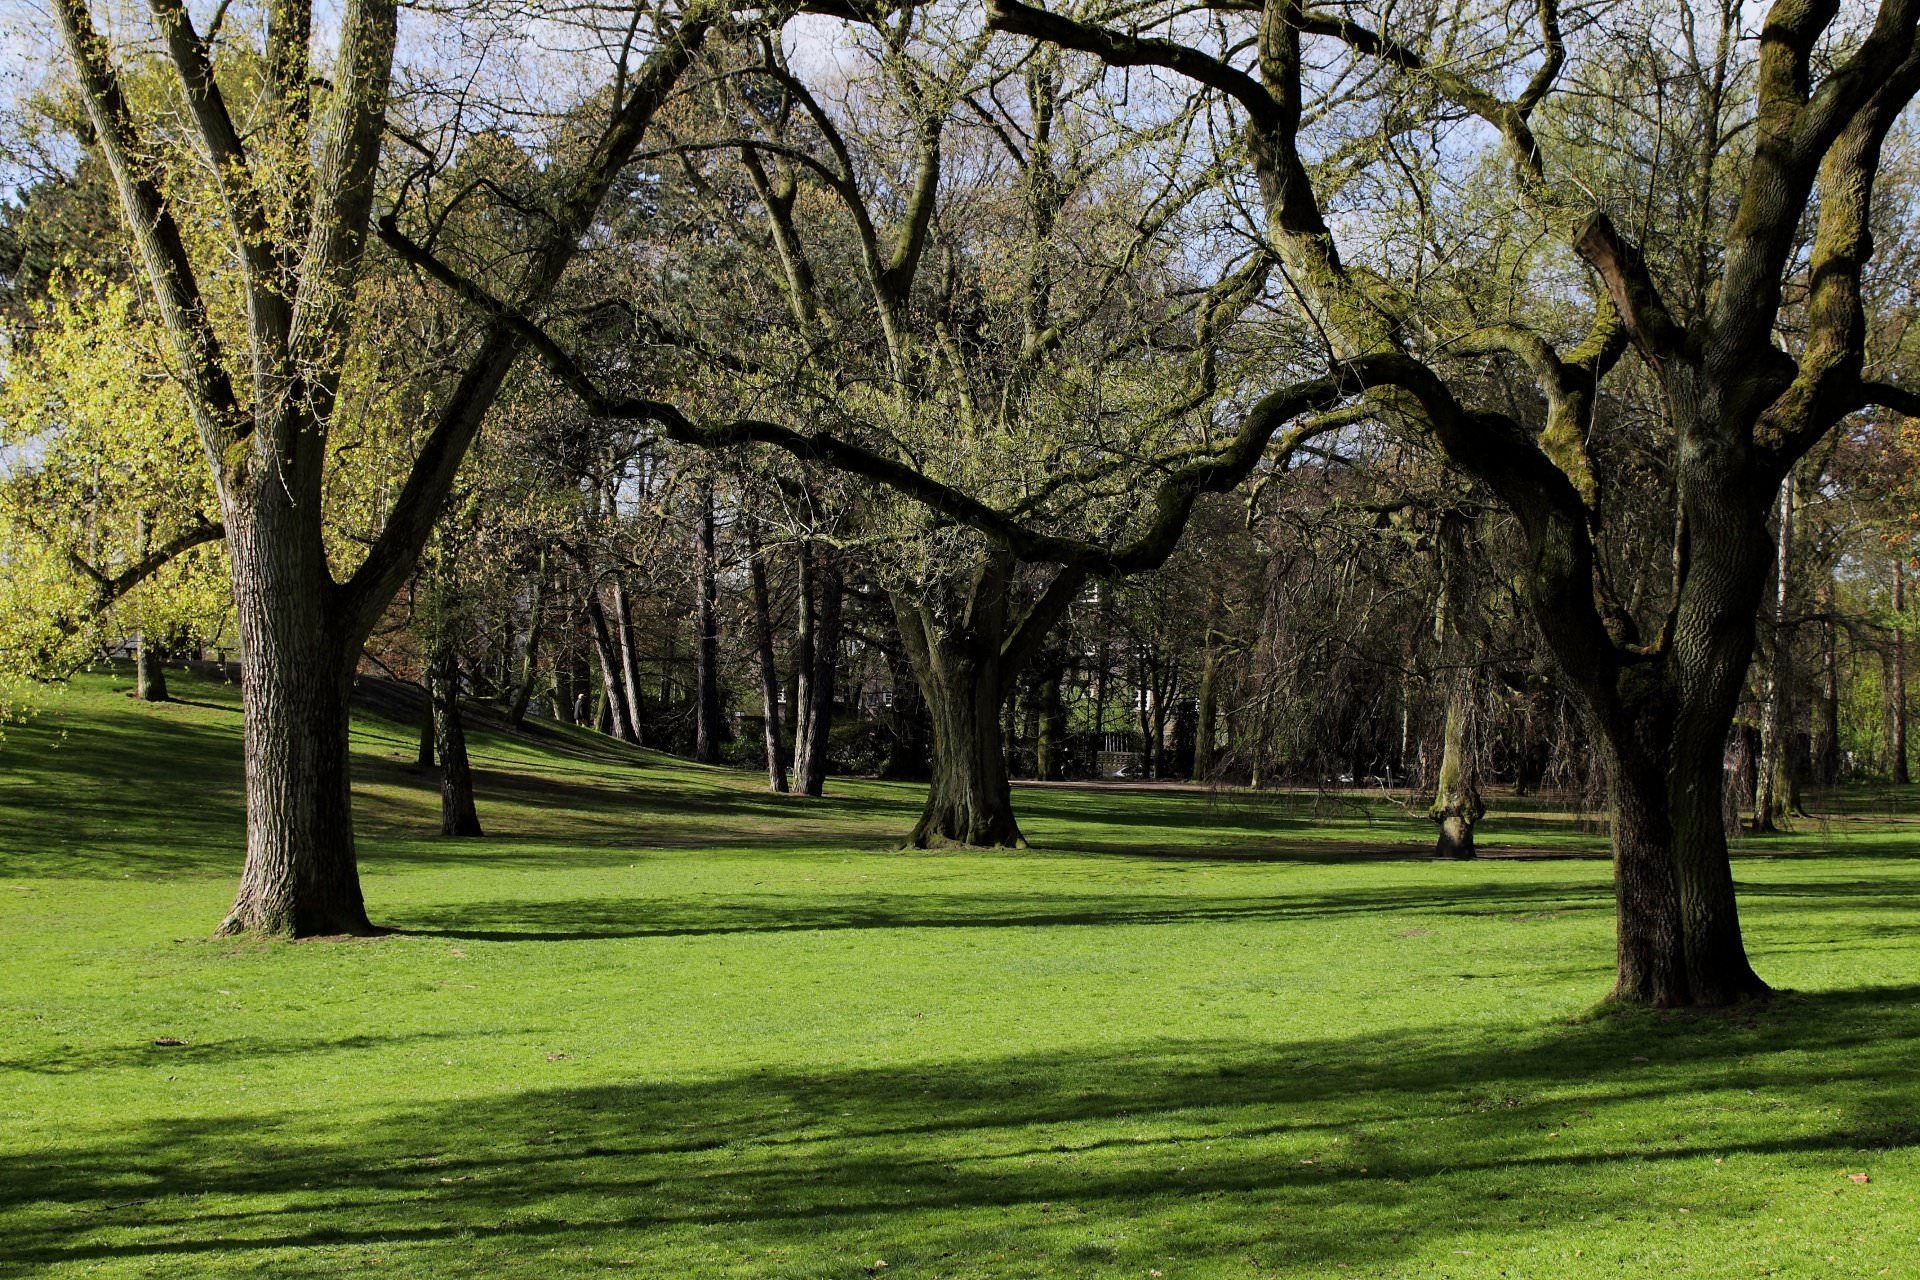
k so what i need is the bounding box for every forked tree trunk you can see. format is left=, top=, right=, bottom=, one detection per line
left=135, top=633, right=169, bottom=701
left=585, top=589, right=637, bottom=743
left=430, top=642, right=483, bottom=837
left=218, top=535, right=372, bottom=936
left=900, top=610, right=1023, bottom=847
left=748, top=549, right=788, bottom=792
left=892, top=557, right=1085, bottom=849
left=694, top=486, right=724, bottom=764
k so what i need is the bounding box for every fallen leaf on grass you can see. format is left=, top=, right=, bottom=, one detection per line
left=152, top=1037, right=189, bottom=1047
left=1848, top=1172, right=1871, bottom=1184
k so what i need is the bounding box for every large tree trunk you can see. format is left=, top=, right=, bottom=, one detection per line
left=891, top=556, right=1086, bottom=848
left=1600, top=689, right=1688, bottom=1007
left=694, top=485, right=724, bottom=764
left=794, top=555, right=843, bottom=797
left=897, top=595, right=1023, bottom=848
left=1754, top=474, right=1795, bottom=831
left=218, top=529, right=372, bottom=936
left=135, top=633, right=169, bottom=702
left=748, top=548, right=788, bottom=792
left=430, top=641, right=483, bottom=837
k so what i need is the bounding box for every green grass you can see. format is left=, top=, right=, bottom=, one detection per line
left=2, top=668, right=1918, bottom=1278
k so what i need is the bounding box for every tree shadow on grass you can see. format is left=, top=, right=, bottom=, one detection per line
left=3, top=986, right=1916, bottom=1274
left=390, top=880, right=1621, bottom=943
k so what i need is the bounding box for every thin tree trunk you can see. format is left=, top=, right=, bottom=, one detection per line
left=1895, top=561, right=1910, bottom=785
left=1816, top=578, right=1841, bottom=786
left=1192, top=645, right=1218, bottom=782
left=508, top=552, right=547, bottom=729
left=611, top=578, right=647, bottom=745
left=748, top=548, right=788, bottom=792
left=585, top=589, right=637, bottom=743
left=1036, top=665, right=1066, bottom=781
left=416, top=696, right=435, bottom=768
left=1754, top=474, right=1795, bottom=831
left=694, top=485, right=724, bottom=764
left=430, top=640, right=483, bottom=837
left=792, top=544, right=816, bottom=768
left=795, top=556, right=843, bottom=796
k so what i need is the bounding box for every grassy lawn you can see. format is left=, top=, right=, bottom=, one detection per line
left=2, top=669, right=1917, bottom=1278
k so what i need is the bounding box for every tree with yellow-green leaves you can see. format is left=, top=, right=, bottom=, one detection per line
left=0, top=278, right=229, bottom=703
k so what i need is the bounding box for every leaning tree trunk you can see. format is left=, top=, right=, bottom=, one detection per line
left=585, top=589, right=637, bottom=744
left=748, top=548, right=788, bottom=793
left=135, top=633, right=169, bottom=702
left=429, top=641, right=483, bottom=837
left=610, top=579, right=647, bottom=744
left=217, top=516, right=372, bottom=937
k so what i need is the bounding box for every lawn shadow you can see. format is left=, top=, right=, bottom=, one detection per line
left=3, top=985, right=1915, bottom=1273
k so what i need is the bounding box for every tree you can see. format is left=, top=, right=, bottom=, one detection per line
left=51, top=0, right=721, bottom=933
left=983, top=0, right=1920, bottom=1006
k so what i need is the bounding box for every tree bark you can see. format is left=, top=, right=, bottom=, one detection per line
left=430, top=640, right=483, bottom=837
left=748, top=547, right=788, bottom=792
left=694, top=484, right=724, bottom=764
left=1036, top=664, right=1067, bottom=781
left=217, top=535, right=372, bottom=936
left=896, top=594, right=1024, bottom=847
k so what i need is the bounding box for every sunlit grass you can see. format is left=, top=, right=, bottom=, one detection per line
left=2, top=668, right=1916, bottom=1277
